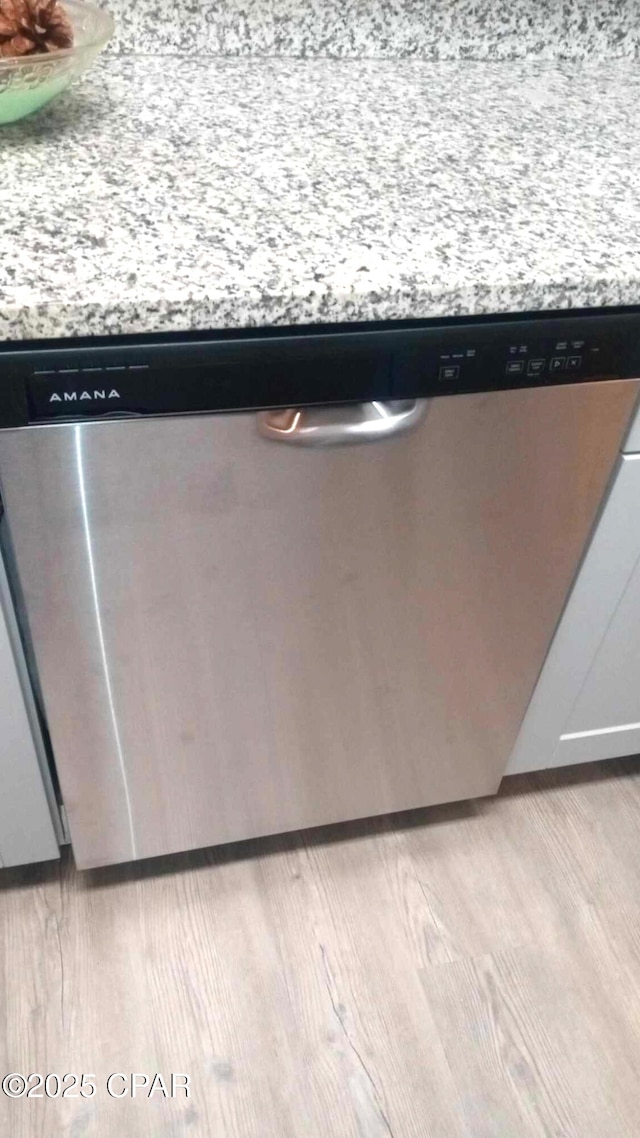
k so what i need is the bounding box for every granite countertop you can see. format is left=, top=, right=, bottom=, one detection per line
left=102, top=0, right=640, bottom=60
left=1, top=54, right=640, bottom=341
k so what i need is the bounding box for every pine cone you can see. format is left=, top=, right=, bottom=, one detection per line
left=0, top=0, right=73, bottom=58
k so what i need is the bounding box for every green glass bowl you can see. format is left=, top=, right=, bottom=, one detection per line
left=0, top=0, right=114, bottom=125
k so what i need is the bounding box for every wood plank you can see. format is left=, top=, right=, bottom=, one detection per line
left=422, top=944, right=640, bottom=1138
left=2, top=760, right=640, bottom=1136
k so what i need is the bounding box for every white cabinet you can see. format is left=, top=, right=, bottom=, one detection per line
left=508, top=450, right=640, bottom=773
left=0, top=545, right=60, bottom=868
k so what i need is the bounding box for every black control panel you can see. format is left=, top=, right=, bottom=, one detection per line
left=0, top=308, right=639, bottom=427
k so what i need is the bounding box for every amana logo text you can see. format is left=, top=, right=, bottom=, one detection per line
left=49, top=390, right=121, bottom=404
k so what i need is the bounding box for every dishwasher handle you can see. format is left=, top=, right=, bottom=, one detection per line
left=256, top=399, right=429, bottom=447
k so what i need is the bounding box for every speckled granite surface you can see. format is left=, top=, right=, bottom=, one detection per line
left=100, top=0, right=640, bottom=59
left=2, top=55, right=640, bottom=341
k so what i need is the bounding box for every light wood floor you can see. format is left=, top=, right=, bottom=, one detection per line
left=2, top=759, right=640, bottom=1137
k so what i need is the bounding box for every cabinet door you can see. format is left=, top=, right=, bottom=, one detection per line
left=0, top=545, right=60, bottom=867
left=507, top=453, right=640, bottom=773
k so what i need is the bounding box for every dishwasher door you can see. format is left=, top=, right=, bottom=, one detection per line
left=0, top=380, right=636, bottom=868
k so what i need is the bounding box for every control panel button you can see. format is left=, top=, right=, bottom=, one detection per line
left=571, top=340, right=585, bottom=349
left=555, top=341, right=568, bottom=351
left=567, top=355, right=582, bottom=370
left=505, top=360, right=525, bottom=376
left=550, top=356, right=566, bottom=372
left=439, top=365, right=460, bottom=381
left=527, top=358, right=546, bottom=376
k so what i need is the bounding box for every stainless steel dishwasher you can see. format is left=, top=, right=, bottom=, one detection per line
left=0, top=312, right=638, bottom=869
